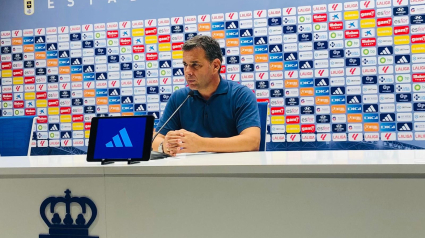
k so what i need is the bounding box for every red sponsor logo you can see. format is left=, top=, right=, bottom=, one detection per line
left=286, top=116, right=300, bottom=124
left=37, top=116, right=48, bottom=124
left=228, top=12, right=236, bottom=19
left=301, top=124, right=316, bottom=133
left=119, top=38, right=131, bottom=45
left=172, top=42, right=184, bottom=51
left=360, top=9, right=375, bottom=18
left=121, top=21, right=129, bottom=28
left=331, top=3, right=339, bottom=11
left=394, top=26, right=409, bottom=35
left=256, top=98, right=269, bottom=103
left=413, top=73, right=425, bottom=82
left=382, top=66, right=390, bottom=73
left=411, top=34, right=425, bottom=44
left=36, top=92, right=47, bottom=99
left=146, top=53, right=158, bottom=61
left=258, top=73, right=266, bottom=79
left=2, top=94, right=12, bottom=101
left=24, top=76, right=35, bottom=84
left=145, top=27, right=157, bottom=35
left=133, top=45, right=145, bottom=53
left=48, top=99, right=59, bottom=107
left=25, top=108, right=36, bottom=116
left=13, top=101, right=24, bottom=108
left=313, top=14, right=328, bottom=22
left=147, top=19, right=154, bottom=26
left=107, top=30, right=118, bottom=38
left=72, top=114, right=84, bottom=122
left=220, top=65, right=226, bottom=73
left=361, top=38, right=376, bottom=47
left=85, top=123, right=91, bottom=130
left=287, top=71, right=295, bottom=78
left=158, top=35, right=171, bottom=43
left=377, top=18, right=392, bottom=27
left=345, top=30, right=359, bottom=38
left=271, top=107, right=284, bottom=115
left=317, top=70, right=325, bottom=76
left=363, top=0, right=372, bottom=8
left=384, top=133, right=392, bottom=140
left=256, top=10, right=264, bottom=17
left=329, top=22, right=343, bottom=30
left=60, top=107, right=72, bottom=114
left=13, top=69, right=24, bottom=77
left=1, top=62, right=12, bottom=70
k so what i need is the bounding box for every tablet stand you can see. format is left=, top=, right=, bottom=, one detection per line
left=101, top=161, right=114, bottom=165
left=128, top=161, right=140, bottom=165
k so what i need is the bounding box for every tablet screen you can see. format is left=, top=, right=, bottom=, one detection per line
left=91, top=117, right=151, bottom=160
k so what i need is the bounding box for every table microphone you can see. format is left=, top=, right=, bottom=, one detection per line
left=151, top=90, right=194, bottom=144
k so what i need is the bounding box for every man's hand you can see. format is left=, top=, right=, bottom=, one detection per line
left=163, top=130, right=184, bottom=156
left=174, top=129, right=204, bottom=154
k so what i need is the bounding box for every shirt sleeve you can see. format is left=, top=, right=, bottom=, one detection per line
left=234, top=86, right=261, bottom=134
left=155, top=92, right=182, bottom=135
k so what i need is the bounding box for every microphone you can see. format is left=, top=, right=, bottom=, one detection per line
left=152, top=90, right=194, bottom=143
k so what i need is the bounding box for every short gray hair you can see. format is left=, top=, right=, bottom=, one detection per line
left=182, top=35, right=222, bottom=64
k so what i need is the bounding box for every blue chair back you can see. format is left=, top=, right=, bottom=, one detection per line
left=257, top=102, right=268, bottom=151
left=0, top=116, right=36, bottom=156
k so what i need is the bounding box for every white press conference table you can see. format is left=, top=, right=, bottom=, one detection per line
left=1, top=150, right=425, bottom=238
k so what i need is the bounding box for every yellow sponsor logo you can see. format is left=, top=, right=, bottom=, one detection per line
left=172, top=51, right=183, bottom=59
left=360, top=19, right=376, bottom=28
left=48, top=107, right=59, bottom=115
left=2, top=70, right=12, bottom=77
left=145, top=35, right=158, bottom=44
left=377, top=27, right=392, bottom=37
left=36, top=100, right=47, bottom=107
left=73, top=123, right=84, bottom=130
left=412, top=44, right=425, bottom=53
left=394, top=35, right=410, bottom=45
left=344, top=11, right=359, bottom=20
left=158, top=43, right=171, bottom=51
left=271, top=116, right=285, bottom=125
left=13, top=77, right=24, bottom=84
left=286, top=125, right=301, bottom=133
left=25, top=92, right=35, bottom=100
left=85, top=131, right=91, bottom=138
left=132, top=28, right=144, bottom=36
left=60, top=115, right=72, bottom=123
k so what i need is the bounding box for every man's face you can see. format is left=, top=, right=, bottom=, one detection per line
left=182, top=47, right=215, bottom=91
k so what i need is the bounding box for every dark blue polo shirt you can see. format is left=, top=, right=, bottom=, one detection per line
left=156, top=78, right=260, bottom=138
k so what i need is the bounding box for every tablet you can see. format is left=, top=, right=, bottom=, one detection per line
left=87, top=116, right=154, bottom=163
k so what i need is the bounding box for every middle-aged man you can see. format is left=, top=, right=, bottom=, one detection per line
left=152, top=35, right=261, bottom=156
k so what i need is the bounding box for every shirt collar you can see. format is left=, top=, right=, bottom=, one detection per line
left=193, top=76, right=229, bottom=97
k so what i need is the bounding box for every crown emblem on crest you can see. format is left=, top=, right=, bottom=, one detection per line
left=39, top=189, right=98, bottom=238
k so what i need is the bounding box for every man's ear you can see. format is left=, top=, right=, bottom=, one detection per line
left=213, top=59, right=221, bottom=73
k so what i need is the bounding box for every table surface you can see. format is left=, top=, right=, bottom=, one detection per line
left=1, top=150, right=425, bottom=177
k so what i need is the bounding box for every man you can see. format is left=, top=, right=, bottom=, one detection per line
left=152, top=35, right=261, bottom=156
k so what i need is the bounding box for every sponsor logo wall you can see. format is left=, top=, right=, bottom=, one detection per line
left=2, top=0, right=425, bottom=149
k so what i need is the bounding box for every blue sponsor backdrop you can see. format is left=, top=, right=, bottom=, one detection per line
left=1, top=0, right=425, bottom=154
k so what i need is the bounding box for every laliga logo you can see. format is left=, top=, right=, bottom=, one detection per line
left=363, top=1, right=371, bottom=8
left=39, top=189, right=98, bottom=238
